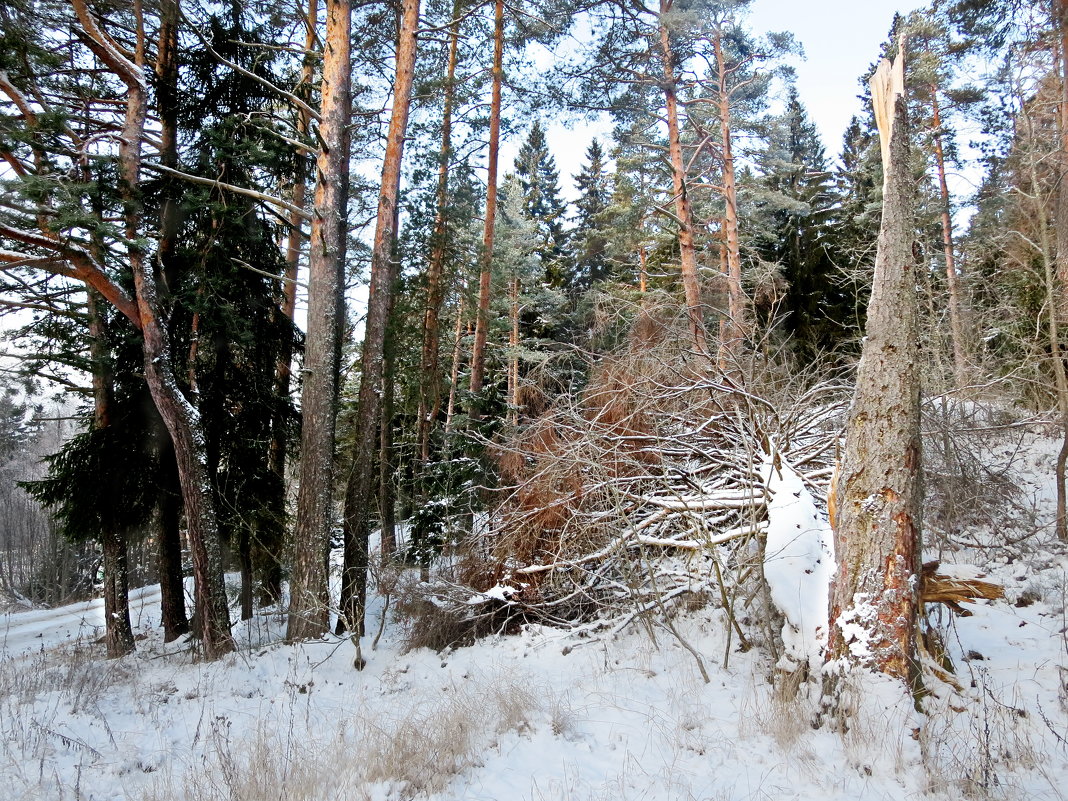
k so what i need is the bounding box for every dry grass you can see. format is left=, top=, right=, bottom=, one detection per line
left=143, top=673, right=545, bottom=801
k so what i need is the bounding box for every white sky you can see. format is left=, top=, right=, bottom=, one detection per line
left=542, top=0, right=932, bottom=196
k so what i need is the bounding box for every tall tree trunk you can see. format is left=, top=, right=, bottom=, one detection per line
left=417, top=1, right=462, bottom=464
left=335, top=0, right=420, bottom=639
left=930, top=87, right=969, bottom=390
left=88, top=289, right=134, bottom=658
left=263, top=0, right=320, bottom=606
left=826, top=53, right=921, bottom=688
left=287, top=0, right=353, bottom=642
left=379, top=307, right=397, bottom=560
left=72, top=0, right=233, bottom=658
left=101, top=528, right=134, bottom=658
left=658, top=0, right=707, bottom=355
left=1053, top=0, right=1068, bottom=542
left=468, top=0, right=505, bottom=413
left=713, top=27, right=743, bottom=371
left=156, top=442, right=189, bottom=641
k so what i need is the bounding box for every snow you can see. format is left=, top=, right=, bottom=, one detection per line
left=762, top=451, right=836, bottom=670
left=2, top=425, right=1068, bottom=800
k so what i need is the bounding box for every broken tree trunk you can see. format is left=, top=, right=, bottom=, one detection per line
left=825, top=48, right=922, bottom=688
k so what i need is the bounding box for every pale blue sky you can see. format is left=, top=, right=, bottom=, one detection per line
left=747, top=0, right=930, bottom=154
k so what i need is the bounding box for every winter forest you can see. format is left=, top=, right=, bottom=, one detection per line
left=1, top=0, right=1068, bottom=797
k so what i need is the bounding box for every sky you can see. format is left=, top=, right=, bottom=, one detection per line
left=543, top=0, right=932, bottom=196
left=746, top=0, right=930, bottom=155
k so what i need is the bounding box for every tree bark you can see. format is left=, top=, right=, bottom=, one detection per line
left=658, top=0, right=707, bottom=355
left=287, top=0, right=353, bottom=642
left=713, top=27, right=743, bottom=371
left=417, top=1, right=462, bottom=464
left=72, top=0, right=233, bottom=658
left=335, top=0, right=420, bottom=638
left=101, top=528, right=134, bottom=658
left=468, top=0, right=505, bottom=413
left=929, top=87, right=969, bottom=390
left=88, top=289, right=134, bottom=658
left=826, top=53, right=921, bottom=687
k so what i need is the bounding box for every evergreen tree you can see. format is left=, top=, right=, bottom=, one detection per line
left=572, top=139, right=612, bottom=287
left=514, top=121, right=570, bottom=288
left=752, top=88, right=852, bottom=358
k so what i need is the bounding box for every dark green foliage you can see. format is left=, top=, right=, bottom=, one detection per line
left=752, top=89, right=861, bottom=358
left=514, top=121, right=570, bottom=288
left=572, top=139, right=612, bottom=287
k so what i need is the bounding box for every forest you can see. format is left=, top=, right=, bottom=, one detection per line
left=1, top=0, right=1068, bottom=798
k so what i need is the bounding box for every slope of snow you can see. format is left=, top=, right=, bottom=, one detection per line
left=1, top=428, right=1067, bottom=801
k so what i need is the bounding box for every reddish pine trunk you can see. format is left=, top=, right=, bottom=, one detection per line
left=713, top=28, right=743, bottom=372
left=287, top=0, right=353, bottom=642
left=468, top=0, right=505, bottom=413
left=417, top=3, right=462, bottom=463
left=658, top=2, right=706, bottom=354
left=336, top=0, right=420, bottom=638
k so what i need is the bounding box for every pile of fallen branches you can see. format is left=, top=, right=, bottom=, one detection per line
left=410, top=316, right=851, bottom=646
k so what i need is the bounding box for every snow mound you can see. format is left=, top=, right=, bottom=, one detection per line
left=761, top=452, right=836, bottom=670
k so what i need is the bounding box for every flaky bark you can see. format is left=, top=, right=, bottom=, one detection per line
left=826, top=54, right=921, bottom=686
left=468, top=0, right=505, bottom=412
left=287, top=0, right=353, bottom=642
left=713, top=27, right=743, bottom=371
left=658, top=0, right=707, bottom=354
left=335, top=0, right=420, bottom=639
left=417, top=0, right=462, bottom=463
left=264, top=0, right=319, bottom=606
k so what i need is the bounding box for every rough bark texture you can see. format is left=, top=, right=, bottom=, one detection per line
left=416, top=3, right=461, bottom=464
left=659, top=1, right=707, bottom=354
left=826, top=58, right=921, bottom=686
left=88, top=289, right=134, bottom=658
left=72, top=0, right=234, bottom=658
left=468, top=0, right=505, bottom=412
left=287, top=0, right=353, bottom=642
left=713, top=28, right=743, bottom=371
left=930, top=88, right=969, bottom=390
left=1055, top=0, right=1068, bottom=542
left=336, top=0, right=419, bottom=638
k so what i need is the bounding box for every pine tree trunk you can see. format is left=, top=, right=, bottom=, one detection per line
left=88, top=289, right=134, bottom=658
left=336, top=0, right=420, bottom=639
left=101, top=528, right=134, bottom=658
left=264, top=1, right=319, bottom=605
left=379, top=325, right=397, bottom=560
left=826, top=55, right=921, bottom=687
left=658, top=2, right=707, bottom=354
left=72, top=0, right=234, bottom=658
left=1053, top=0, right=1068, bottom=542
left=714, top=28, right=743, bottom=371
left=287, top=0, right=353, bottom=642
left=468, top=0, right=505, bottom=412
left=417, top=2, right=462, bottom=464
left=930, top=88, right=969, bottom=390
left=156, top=450, right=190, bottom=641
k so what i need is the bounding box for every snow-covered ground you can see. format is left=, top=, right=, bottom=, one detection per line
left=2, top=425, right=1068, bottom=801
